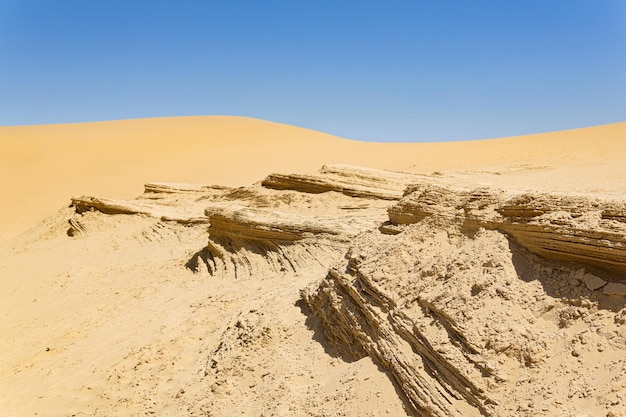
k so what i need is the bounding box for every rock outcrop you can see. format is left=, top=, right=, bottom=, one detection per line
left=262, top=164, right=427, bottom=200
left=69, top=167, right=393, bottom=279
left=304, top=182, right=626, bottom=417
left=67, top=165, right=626, bottom=417
left=198, top=172, right=393, bottom=279
left=143, top=182, right=231, bottom=194
left=388, top=185, right=626, bottom=276
left=70, top=182, right=233, bottom=224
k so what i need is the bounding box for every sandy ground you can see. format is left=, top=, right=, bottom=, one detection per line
left=1, top=116, right=624, bottom=239
left=0, top=117, right=625, bottom=416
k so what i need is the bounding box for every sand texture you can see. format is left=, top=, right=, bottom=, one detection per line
left=1, top=117, right=625, bottom=416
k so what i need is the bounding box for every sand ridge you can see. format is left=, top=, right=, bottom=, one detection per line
left=1, top=116, right=625, bottom=239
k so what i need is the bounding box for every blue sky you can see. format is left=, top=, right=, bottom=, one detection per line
left=1, top=1, right=625, bottom=142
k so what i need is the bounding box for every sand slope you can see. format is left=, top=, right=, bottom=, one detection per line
left=1, top=116, right=625, bottom=238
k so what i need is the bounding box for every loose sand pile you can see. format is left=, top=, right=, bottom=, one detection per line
left=0, top=117, right=625, bottom=416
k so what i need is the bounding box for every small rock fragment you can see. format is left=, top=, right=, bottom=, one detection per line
left=603, top=282, right=626, bottom=297
left=583, top=274, right=607, bottom=291
left=568, top=278, right=580, bottom=286
left=572, top=269, right=586, bottom=280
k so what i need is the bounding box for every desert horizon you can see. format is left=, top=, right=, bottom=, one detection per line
left=2, top=116, right=625, bottom=240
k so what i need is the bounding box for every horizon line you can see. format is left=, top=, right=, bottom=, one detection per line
left=1, top=114, right=625, bottom=144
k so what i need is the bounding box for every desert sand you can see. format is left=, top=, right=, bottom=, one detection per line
left=2, top=116, right=625, bottom=240
left=0, top=117, right=625, bottom=416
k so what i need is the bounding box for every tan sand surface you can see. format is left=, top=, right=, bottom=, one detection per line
left=0, top=117, right=625, bottom=417
left=1, top=116, right=625, bottom=239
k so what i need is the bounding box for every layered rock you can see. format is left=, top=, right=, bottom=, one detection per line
left=197, top=177, right=392, bottom=279
left=388, top=185, right=626, bottom=276
left=143, top=182, right=231, bottom=194
left=262, top=164, right=427, bottom=200
left=67, top=165, right=626, bottom=416
left=204, top=203, right=369, bottom=243
left=304, top=183, right=626, bottom=417
left=69, top=166, right=395, bottom=280
left=70, top=182, right=233, bottom=225
left=70, top=195, right=208, bottom=224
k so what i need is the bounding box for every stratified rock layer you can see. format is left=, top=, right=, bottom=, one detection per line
left=68, top=165, right=626, bottom=417
left=388, top=185, right=626, bottom=275
left=305, top=182, right=626, bottom=417
left=262, top=164, right=427, bottom=200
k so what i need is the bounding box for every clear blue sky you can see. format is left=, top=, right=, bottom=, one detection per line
left=1, top=1, right=625, bottom=142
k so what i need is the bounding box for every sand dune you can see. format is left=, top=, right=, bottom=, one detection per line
left=1, top=116, right=625, bottom=239
left=1, top=117, right=625, bottom=416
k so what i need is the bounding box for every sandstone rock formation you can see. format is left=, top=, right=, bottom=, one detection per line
left=304, top=181, right=626, bottom=417
left=388, top=185, right=626, bottom=275
left=65, top=165, right=626, bottom=417
left=262, top=164, right=427, bottom=200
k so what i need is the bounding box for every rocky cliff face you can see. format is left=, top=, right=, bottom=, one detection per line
left=68, top=165, right=626, bottom=417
